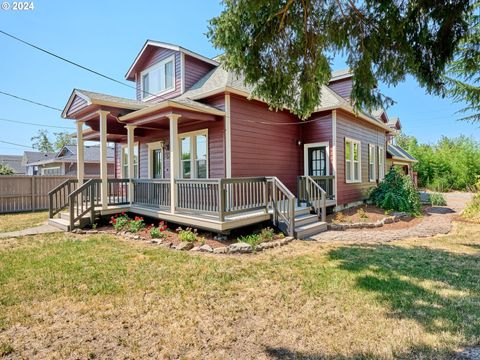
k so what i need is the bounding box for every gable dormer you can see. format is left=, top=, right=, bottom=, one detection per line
left=125, top=40, right=218, bottom=103
left=328, top=69, right=353, bottom=101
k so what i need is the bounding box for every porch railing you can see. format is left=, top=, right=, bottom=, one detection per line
left=268, top=177, right=296, bottom=236
left=48, top=179, right=78, bottom=218
left=297, top=175, right=327, bottom=222
left=133, top=179, right=170, bottom=208
left=107, top=178, right=129, bottom=205
left=297, top=175, right=335, bottom=203
left=69, top=179, right=97, bottom=229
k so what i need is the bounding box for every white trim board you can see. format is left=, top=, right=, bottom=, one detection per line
left=303, top=142, right=330, bottom=176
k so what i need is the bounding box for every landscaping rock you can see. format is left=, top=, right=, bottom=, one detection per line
left=383, top=216, right=395, bottom=224
left=283, top=236, right=294, bottom=243
left=86, top=230, right=98, bottom=234
left=199, top=244, right=214, bottom=253
left=228, top=242, right=253, bottom=253
left=392, top=211, right=408, bottom=219
left=191, top=246, right=201, bottom=251
left=176, top=241, right=194, bottom=251
left=213, top=246, right=229, bottom=254
left=150, top=239, right=162, bottom=245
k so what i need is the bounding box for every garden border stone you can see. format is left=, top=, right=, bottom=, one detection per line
left=327, top=212, right=409, bottom=231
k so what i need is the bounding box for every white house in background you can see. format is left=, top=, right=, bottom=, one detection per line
left=24, top=145, right=115, bottom=176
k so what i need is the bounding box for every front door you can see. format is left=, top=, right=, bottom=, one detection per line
left=304, top=143, right=328, bottom=176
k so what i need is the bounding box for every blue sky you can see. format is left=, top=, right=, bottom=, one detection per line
left=0, top=0, right=478, bottom=155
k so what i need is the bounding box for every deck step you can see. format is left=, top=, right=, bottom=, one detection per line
left=294, top=206, right=311, bottom=217
left=294, top=213, right=319, bottom=227
left=294, top=221, right=327, bottom=240
left=48, top=218, right=71, bottom=231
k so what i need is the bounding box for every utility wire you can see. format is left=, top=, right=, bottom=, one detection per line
left=0, top=117, right=74, bottom=130
left=0, top=90, right=62, bottom=112
left=0, top=29, right=164, bottom=100
left=0, top=140, right=33, bottom=149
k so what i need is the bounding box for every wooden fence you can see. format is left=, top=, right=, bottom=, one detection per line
left=0, top=176, right=76, bottom=213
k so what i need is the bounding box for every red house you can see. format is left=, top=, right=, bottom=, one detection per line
left=50, top=40, right=395, bottom=239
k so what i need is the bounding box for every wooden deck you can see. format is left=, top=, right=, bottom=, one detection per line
left=48, top=176, right=336, bottom=237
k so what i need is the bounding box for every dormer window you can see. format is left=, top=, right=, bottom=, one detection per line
left=140, top=55, right=175, bottom=99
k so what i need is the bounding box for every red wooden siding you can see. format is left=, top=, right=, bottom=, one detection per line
left=67, top=95, right=88, bottom=116
left=229, top=95, right=300, bottom=191
left=335, top=109, right=387, bottom=205
left=134, top=48, right=182, bottom=101
left=300, top=112, right=333, bottom=175
left=184, top=55, right=216, bottom=91
left=328, top=78, right=353, bottom=100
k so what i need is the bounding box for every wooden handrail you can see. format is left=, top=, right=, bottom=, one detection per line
left=298, top=175, right=327, bottom=222
left=69, top=179, right=96, bottom=230
left=267, top=177, right=296, bottom=237
left=48, top=179, right=78, bottom=218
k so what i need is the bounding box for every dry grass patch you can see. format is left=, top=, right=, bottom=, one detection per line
left=0, top=211, right=48, bottom=233
left=0, top=222, right=479, bottom=359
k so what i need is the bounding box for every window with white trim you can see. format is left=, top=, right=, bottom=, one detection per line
left=369, top=144, right=376, bottom=182
left=122, top=144, right=139, bottom=178
left=378, top=146, right=385, bottom=180
left=345, top=138, right=361, bottom=183
left=42, top=166, right=61, bottom=175
left=140, top=55, right=175, bottom=99
left=179, top=130, right=208, bottom=179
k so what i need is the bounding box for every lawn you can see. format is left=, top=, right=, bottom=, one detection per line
left=0, top=211, right=48, bottom=233
left=0, top=221, right=479, bottom=359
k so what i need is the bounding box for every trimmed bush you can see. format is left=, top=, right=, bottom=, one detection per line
left=429, top=193, right=447, bottom=206
left=370, top=168, right=421, bottom=215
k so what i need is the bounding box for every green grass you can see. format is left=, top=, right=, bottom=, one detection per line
left=0, top=211, right=48, bottom=233
left=0, top=223, right=479, bottom=359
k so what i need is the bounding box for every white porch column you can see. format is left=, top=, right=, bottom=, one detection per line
left=168, top=114, right=181, bottom=214
left=99, top=110, right=109, bottom=210
left=126, top=125, right=136, bottom=203
left=76, top=120, right=85, bottom=184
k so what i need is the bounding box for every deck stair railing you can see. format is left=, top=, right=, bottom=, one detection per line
left=268, top=177, right=296, bottom=236
left=48, top=179, right=78, bottom=218
left=68, top=179, right=98, bottom=229
left=297, top=175, right=327, bottom=222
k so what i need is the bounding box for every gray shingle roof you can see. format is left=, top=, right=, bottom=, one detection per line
left=387, top=144, right=417, bottom=162
left=28, top=146, right=114, bottom=166
left=0, top=155, right=26, bottom=174
left=23, top=151, right=56, bottom=165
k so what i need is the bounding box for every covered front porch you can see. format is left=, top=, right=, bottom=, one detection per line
left=50, top=90, right=335, bottom=238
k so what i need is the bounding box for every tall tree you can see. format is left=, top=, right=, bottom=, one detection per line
left=53, top=131, right=76, bottom=150
left=31, top=129, right=54, bottom=152
left=446, top=1, right=480, bottom=122
left=208, top=0, right=471, bottom=119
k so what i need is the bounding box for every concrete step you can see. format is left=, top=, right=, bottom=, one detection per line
left=295, top=221, right=327, bottom=240
left=294, top=213, right=319, bottom=227
left=48, top=218, right=70, bottom=232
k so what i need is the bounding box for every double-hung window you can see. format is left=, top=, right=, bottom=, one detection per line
left=345, top=138, right=361, bottom=183
left=140, top=55, right=175, bottom=99
left=179, top=130, right=208, bottom=179
left=369, top=144, right=376, bottom=182
left=122, top=144, right=139, bottom=178
left=378, top=146, right=385, bottom=180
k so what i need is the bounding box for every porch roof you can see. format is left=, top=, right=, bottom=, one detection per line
left=387, top=143, right=417, bottom=163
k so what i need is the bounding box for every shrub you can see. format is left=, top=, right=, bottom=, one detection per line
left=357, top=208, right=368, bottom=219
left=429, top=193, right=447, bottom=206
left=370, top=167, right=421, bottom=215
left=110, top=213, right=130, bottom=232
left=129, top=216, right=145, bottom=233
left=260, top=227, right=275, bottom=241
left=176, top=227, right=197, bottom=242
left=463, top=193, right=480, bottom=221
left=333, top=212, right=347, bottom=223
left=238, top=233, right=262, bottom=249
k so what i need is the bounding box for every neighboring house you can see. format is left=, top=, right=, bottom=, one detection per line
left=23, top=151, right=56, bottom=175
left=26, top=145, right=114, bottom=176
left=385, top=117, right=417, bottom=177
left=0, top=155, right=26, bottom=174
left=53, top=39, right=410, bottom=237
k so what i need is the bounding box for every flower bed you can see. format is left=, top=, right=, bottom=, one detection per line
left=76, top=213, right=293, bottom=254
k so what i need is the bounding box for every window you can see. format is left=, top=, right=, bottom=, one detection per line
left=147, top=141, right=164, bottom=178
left=369, top=144, right=376, bottom=182
left=345, top=138, right=361, bottom=183
left=122, top=144, right=139, bottom=178
left=42, top=166, right=61, bottom=175
left=378, top=146, right=385, bottom=180
left=140, top=55, right=175, bottom=99
left=179, top=130, right=208, bottom=179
